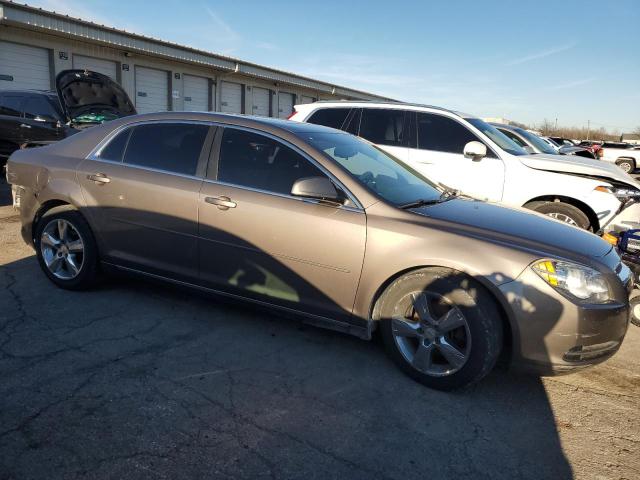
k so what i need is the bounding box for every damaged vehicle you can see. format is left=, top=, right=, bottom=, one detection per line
left=291, top=101, right=640, bottom=232
left=0, top=69, right=135, bottom=160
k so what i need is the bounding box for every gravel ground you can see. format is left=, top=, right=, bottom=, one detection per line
left=0, top=178, right=638, bottom=480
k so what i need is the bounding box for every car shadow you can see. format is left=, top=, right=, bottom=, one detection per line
left=0, top=205, right=574, bottom=479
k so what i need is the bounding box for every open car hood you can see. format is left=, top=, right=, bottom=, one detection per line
left=56, top=69, right=136, bottom=124
left=519, top=153, right=640, bottom=187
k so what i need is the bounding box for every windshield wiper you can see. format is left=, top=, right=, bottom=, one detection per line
left=398, top=188, right=460, bottom=209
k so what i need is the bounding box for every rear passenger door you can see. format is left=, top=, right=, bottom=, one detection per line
left=409, top=112, right=504, bottom=201
left=77, top=121, right=214, bottom=282
left=197, top=127, right=366, bottom=323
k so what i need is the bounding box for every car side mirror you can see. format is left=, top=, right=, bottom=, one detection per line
left=33, top=114, right=58, bottom=124
left=463, top=141, right=487, bottom=161
left=291, top=176, right=343, bottom=204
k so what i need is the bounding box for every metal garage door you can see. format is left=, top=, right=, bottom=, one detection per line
left=251, top=87, right=270, bottom=117
left=135, top=66, right=169, bottom=114
left=301, top=95, right=316, bottom=104
left=220, top=81, right=242, bottom=114
left=0, top=41, right=51, bottom=90
left=183, top=74, right=209, bottom=111
left=278, top=92, right=294, bottom=119
left=73, top=55, right=117, bottom=80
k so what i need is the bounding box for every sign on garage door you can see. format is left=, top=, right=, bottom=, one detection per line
left=183, top=74, right=209, bottom=111
left=278, top=92, right=294, bottom=119
left=135, top=66, right=169, bottom=114
left=0, top=41, right=51, bottom=90
left=301, top=95, right=316, bottom=104
left=73, top=55, right=117, bottom=81
left=251, top=87, right=270, bottom=117
left=220, top=81, right=242, bottom=114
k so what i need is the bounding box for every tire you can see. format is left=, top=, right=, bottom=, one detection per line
left=630, top=295, right=640, bottom=328
left=616, top=158, right=635, bottom=174
left=376, top=268, right=503, bottom=391
left=524, top=201, right=591, bottom=230
left=34, top=209, right=99, bottom=290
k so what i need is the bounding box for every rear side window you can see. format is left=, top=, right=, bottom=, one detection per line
left=98, top=129, right=131, bottom=162
left=217, top=128, right=327, bottom=196
left=306, top=108, right=351, bottom=130
left=359, top=109, right=407, bottom=147
left=23, top=95, right=62, bottom=121
left=417, top=113, right=480, bottom=154
left=123, top=123, right=208, bottom=175
left=0, top=95, right=23, bottom=117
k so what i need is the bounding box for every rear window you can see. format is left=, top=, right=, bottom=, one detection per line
left=306, top=108, right=351, bottom=130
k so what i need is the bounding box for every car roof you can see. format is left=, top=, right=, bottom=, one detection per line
left=0, top=89, right=57, bottom=97
left=297, top=100, right=474, bottom=119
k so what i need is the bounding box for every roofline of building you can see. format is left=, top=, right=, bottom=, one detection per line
left=0, top=0, right=394, bottom=101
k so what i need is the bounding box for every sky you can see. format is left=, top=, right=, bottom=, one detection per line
left=28, top=0, right=640, bottom=133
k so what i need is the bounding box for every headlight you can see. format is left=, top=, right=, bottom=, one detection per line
left=532, top=260, right=612, bottom=304
left=595, top=185, right=640, bottom=199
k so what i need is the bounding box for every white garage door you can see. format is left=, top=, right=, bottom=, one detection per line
left=251, top=87, right=270, bottom=117
left=0, top=41, right=51, bottom=91
left=301, top=95, right=316, bottom=104
left=135, top=66, right=169, bottom=113
left=73, top=55, right=117, bottom=80
left=220, top=81, right=243, bottom=114
left=183, top=74, right=209, bottom=111
left=278, top=92, right=294, bottom=119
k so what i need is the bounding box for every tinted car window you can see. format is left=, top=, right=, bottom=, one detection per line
left=306, top=108, right=351, bottom=130
left=417, top=113, right=481, bottom=154
left=123, top=123, right=208, bottom=176
left=0, top=95, right=23, bottom=117
left=218, top=128, right=326, bottom=196
left=359, top=109, right=407, bottom=147
left=23, top=95, right=62, bottom=121
left=98, top=129, right=132, bottom=162
left=498, top=128, right=528, bottom=148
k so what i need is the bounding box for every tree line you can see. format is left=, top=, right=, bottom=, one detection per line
left=515, top=119, right=640, bottom=142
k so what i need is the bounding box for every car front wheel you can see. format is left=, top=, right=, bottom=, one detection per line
left=616, top=158, right=635, bottom=174
left=524, top=201, right=591, bottom=230
left=376, top=268, right=503, bottom=391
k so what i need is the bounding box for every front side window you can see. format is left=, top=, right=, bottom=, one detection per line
left=23, top=95, right=63, bottom=121
left=306, top=108, right=351, bottom=130
left=122, top=123, right=208, bottom=176
left=0, top=95, right=23, bottom=117
left=498, top=128, right=528, bottom=148
left=305, top=132, right=441, bottom=206
left=417, top=112, right=482, bottom=154
left=217, top=128, right=327, bottom=196
left=515, top=127, right=558, bottom=154
left=359, top=109, right=407, bottom=147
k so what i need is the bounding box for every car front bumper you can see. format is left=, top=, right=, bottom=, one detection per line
left=498, top=261, right=630, bottom=375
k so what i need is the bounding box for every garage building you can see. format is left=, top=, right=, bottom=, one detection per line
left=0, top=1, right=389, bottom=118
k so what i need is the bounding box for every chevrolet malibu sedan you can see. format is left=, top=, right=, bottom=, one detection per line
left=5, top=112, right=632, bottom=390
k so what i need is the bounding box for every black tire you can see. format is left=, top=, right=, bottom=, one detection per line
left=34, top=209, right=99, bottom=290
left=630, top=295, right=640, bottom=327
left=616, top=158, right=635, bottom=174
left=376, top=268, right=503, bottom=391
left=525, top=200, right=591, bottom=230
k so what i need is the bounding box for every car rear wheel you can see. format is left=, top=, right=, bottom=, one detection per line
left=35, top=209, right=99, bottom=290
left=524, top=201, right=591, bottom=230
left=616, top=158, right=635, bottom=174
left=376, top=268, right=503, bottom=391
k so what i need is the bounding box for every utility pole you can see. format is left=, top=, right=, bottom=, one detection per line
left=554, top=117, right=558, bottom=132
left=587, top=120, right=591, bottom=140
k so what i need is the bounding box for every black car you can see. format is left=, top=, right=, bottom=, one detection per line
left=0, top=70, right=135, bottom=161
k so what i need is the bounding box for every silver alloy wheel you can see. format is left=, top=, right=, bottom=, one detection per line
left=40, top=219, right=85, bottom=280
left=546, top=212, right=578, bottom=226
left=391, top=291, right=472, bottom=377
left=618, top=162, right=632, bottom=173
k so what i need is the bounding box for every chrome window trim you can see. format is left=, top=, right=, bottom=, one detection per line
left=86, top=118, right=365, bottom=211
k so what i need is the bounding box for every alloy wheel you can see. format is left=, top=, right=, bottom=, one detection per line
left=546, top=212, right=579, bottom=226
left=391, top=291, right=471, bottom=377
left=40, top=219, right=85, bottom=280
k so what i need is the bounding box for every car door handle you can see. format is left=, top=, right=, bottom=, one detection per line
left=19, top=123, right=32, bottom=129
left=87, top=173, right=111, bottom=184
left=205, top=196, right=236, bottom=210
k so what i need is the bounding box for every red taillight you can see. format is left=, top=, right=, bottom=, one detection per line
left=286, top=109, right=297, bottom=120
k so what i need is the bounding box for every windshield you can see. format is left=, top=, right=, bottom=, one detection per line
left=465, top=118, right=528, bottom=156
left=515, top=127, right=558, bottom=155
left=303, top=132, right=442, bottom=205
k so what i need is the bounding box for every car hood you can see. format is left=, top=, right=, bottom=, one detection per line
left=519, top=153, right=640, bottom=187
left=413, top=198, right=612, bottom=260
left=55, top=69, right=136, bottom=124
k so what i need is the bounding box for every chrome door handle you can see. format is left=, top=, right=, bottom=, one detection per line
left=205, top=195, right=236, bottom=210
left=19, top=123, right=32, bottom=129
left=87, top=173, right=111, bottom=184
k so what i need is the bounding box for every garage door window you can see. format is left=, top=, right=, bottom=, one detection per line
left=306, top=108, right=351, bottom=130
left=417, top=113, right=481, bottom=154
left=217, top=128, right=326, bottom=196
left=123, top=123, right=208, bottom=176
left=359, top=109, right=407, bottom=147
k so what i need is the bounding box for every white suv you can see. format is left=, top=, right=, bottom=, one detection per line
left=290, top=102, right=640, bottom=232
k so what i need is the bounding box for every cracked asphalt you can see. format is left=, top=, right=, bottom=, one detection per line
left=1, top=178, right=639, bottom=480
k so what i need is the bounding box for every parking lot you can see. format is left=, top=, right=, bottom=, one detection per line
left=0, top=177, right=638, bottom=480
